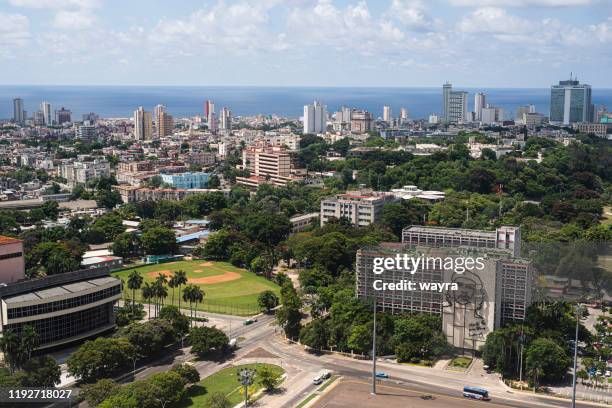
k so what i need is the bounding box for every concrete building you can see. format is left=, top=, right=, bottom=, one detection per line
left=155, top=105, right=174, bottom=138
left=55, top=107, right=72, bottom=124
left=320, top=190, right=397, bottom=227
left=112, top=185, right=230, bottom=203
left=0, top=268, right=121, bottom=350
left=60, top=159, right=111, bottom=187
left=33, top=111, right=45, bottom=126
left=133, top=106, right=153, bottom=141
left=76, top=125, right=97, bottom=143
left=474, top=93, right=486, bottom=122
left=13, top=98, right=25, bottom=125
left=41, top=101, right=52, bottom=126
left=399, top=107, right=409, bottom=125
left=220, top=107, right=232, bottom=131
left=356, top=225, right=531, bottom=351
left=574, top=122, right=609, bottom=136
left=160, top=172, right=210, bottom=189
left=351, top=109, right=373, bottom=133
left=442, top=83, right=468, bottom=124
left=303, top=101, right=326, bottom=134
left=289, top=213, right=319, bottom=234
left=550, top=78, right=593, bottom=125
left=0, top=236, right=25, bottom=285
left=383, top=105, right=392, bottom=123
left=236, top=143, right=305, bottom=188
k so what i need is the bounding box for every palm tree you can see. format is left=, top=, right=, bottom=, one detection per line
left=168, top=274, right=178, bottom=306
left=154, top=273, right=168, bottom=316
left=0, top=330, right=21, bottom=372
left=142, top=282, right=153, bottom=320
left=192, top=286, right=204, bottom=318
left=127, top=270, right=143, bottom=309
left=157, top=284, right=168, bottom=310
left=21, top=325, right=38, bottom=360
left=174, top=270, right=188, bottom=311
left=182, top=285, right=195, bottom=327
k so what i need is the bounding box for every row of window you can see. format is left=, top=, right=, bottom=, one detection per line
left=7, top=284, right=121, bottom=319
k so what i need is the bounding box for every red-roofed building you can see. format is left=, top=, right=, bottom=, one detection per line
left=0, top=236, right=24, bottom=284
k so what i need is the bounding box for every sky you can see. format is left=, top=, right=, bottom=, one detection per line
left=1, top=0, right=611, bottom=88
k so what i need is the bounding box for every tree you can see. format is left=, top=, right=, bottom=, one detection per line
left=112, top=232, right=140, bottom=259
left=148, top=371, right=187, bottom=406
left=80, top=378, right=121, bottom=407
left=99, top=381, right=161, bottom=408
left=141, top=226, right=178, bottom=255
left=525, top=338, right=571, bottom=384
left=257, top=365, right=282, bottom=391
left=207, top=391, right=232, bottom=408
left=159, top=305, right=190, bottom=337
left=15, top=356, right=60, bottom=387
left=299, top=319, right=329, bottom=351
left=257, top=290, right=279, bottom=313
left=174, top=270, right=188, bottom=310
left=276, top=282, right=302, bottom=339
left=171, top=363, right=200, bottom=384
left=67, top=337, right=136, bottom=383
left=142, top=282, right=154, bottom=319
left=127, top=270, right=143, bottom=309
left=189, top=326, right=229, bottom=357
left=183, top=284, right=204, bottom=325
left=117, top=319, right=176, bottom=358
left=96, top=189, right=123, bottom=209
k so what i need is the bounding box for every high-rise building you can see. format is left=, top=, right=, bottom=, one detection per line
left=474, top=93, right=486, bottom=121
left=41, top=101, right=52, bottom=125
left=350, top=109, right=373, bottom=133
left=82, top=112, right=99, bottom=125
left=220, top=107, right=232, bottom=131
left=442, top=83, right=468, bottom=123
left=550, top=77, right=593, bottom=125
left=77, top=125, right=97, bottom=143
left=383, top=105, right=392, bottom=123
left=204, top=100, right=214, bottom=119
left=133, top=106, right=153, bottom=141
left=13, top=98, right=25, bottom=124
left=303, top=101, right=327, bottom=134
left=155, top=105, right=173, bottom=138
left=399, top=107, right=409, bottom=124
left=55, top=107, right=72, bottom=124
left=33, top=111, right=45, bottom=126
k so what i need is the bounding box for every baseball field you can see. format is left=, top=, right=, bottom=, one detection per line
left=113, top=260, right=280, bottom=316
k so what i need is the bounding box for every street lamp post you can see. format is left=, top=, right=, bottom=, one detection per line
left=130, top=356, right=137, bottom=379
left=238, top=367, right=255, bottom=407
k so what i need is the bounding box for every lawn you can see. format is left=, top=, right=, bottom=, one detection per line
left=448, top=356, right=473, bottom=369
left=114, top=260, right=280, bottom=315
left=174, top=363, right=284, bottom=407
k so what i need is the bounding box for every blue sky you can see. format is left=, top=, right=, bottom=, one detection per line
left=1, top=0, right=611, bottom=87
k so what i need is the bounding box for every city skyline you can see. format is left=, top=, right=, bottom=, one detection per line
left=1, top=0, right=612, bottom=87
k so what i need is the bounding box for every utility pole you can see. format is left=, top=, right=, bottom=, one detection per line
left=519, top=326, right=524, bottom=385
left=572, top=305, right=583, bottom=408
left=372, top=298, right=377, bottom=395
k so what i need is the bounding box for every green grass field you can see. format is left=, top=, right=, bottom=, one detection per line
left=113, top=260, right=280, bottom=316
left=174, top=363, right=284, bottom=407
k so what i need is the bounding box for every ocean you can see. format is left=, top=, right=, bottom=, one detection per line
left=1, top=85, right=612, bottom=121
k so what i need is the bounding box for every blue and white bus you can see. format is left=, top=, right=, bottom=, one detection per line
left=463, top=386, right=490, bottom=401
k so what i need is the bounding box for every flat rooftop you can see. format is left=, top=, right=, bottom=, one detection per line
left=3, top=276, right=121, bottom=305
left=0, top=235, right=22, bottom=245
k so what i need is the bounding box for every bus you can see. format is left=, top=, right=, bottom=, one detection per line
left=463, top=386, right=490, bottom=401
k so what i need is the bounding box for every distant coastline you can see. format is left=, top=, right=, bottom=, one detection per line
left=2, top=85, right=612, bottom=121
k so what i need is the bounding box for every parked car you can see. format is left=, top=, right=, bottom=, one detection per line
left=243, top=318, right=257, bottom=325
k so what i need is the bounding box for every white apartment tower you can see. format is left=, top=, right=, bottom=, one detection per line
left=303, top=101, right=327, bottom=134
left=220, top=107, right=232, bottom=131
left=41, top=101, right=52, bottom=125
left=474, top=93, right=486, bottom=121
left=133, top=106, right=153, bottom=141
left=383, top=105, right=392, bottom=123
left=442, top=83, right=468, bottom=124
left=400, top=107, right=409, bottom=124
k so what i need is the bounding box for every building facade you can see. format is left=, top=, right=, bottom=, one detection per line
left=0, top=268, right=121, bottom=350
left=356, top=225, right=532, bottom=351
left=13, top=98, right=25, bottom=125
left=550, top=78, right=593, bottom=125
left=41, top=101, right=52, bottom=126
left=320, top=190, right=397, bottom=227
left=160, top=172, right=210, bottom=189
left=55, top=107, right=72, bottom=124
left=133, top=106, right=153, bottom=140
left=236, top=143, right=305, bottom=188
left=350, top=109, right=373, bottom=133
left=155, top=105, right=174, bottom=138
left=0, top=236, right=25, bottom=285
left=303, top=101, right=326, bottom=134
left=442, top=83, right=468, bottom=124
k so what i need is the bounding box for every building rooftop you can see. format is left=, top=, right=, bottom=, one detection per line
left=3, top=276, right=121, bottom=305
left=0, top=235, right=22, bottom=245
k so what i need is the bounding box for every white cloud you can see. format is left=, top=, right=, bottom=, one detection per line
left=8, top=0, right=100, bottom=9
left=459, top=7, right=530, bottom=35
left=449, top=0, right=593, bottom=6
left=387, top=0, right=437, bottom=31
left=590, top=18, right=612, bottom=43
left=0, top=12, right=30, bottom=47
left=52, top=10, right=96, bottom=30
